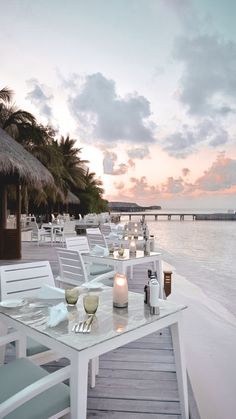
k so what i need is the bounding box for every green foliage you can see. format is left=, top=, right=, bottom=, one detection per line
left=0, top=87, right=107, bottom=215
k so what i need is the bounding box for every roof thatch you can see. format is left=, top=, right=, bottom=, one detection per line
left=0, top=127, right=54, bottom=188
left=65, top=190, right=80, bottom=204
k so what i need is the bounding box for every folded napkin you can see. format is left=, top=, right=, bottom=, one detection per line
left=91, top=244, right=109, bottom=256
left=47, top=302, right=68, bottom=327
left=108, top=232, right=119, bottom=240
left=36, top=284, right=65, bottom=299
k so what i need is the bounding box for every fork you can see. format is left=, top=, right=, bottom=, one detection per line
left=73, top=315, right=94, bottom=334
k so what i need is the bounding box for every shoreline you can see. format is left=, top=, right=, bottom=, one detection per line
left=167, top=262, right=236, bottom=419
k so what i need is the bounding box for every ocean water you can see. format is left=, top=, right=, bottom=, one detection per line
left=121, top=210, right=236, bottom=318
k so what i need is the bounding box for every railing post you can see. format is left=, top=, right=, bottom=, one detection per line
left=163, top=270, right=172, bottom=297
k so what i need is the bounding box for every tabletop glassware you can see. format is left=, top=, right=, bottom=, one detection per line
left=83, top=294, right=99, bottom=314
left=65, top=288, right=80, bottom=306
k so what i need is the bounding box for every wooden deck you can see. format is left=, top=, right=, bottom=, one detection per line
left=2, top=242, right=200, bottom=419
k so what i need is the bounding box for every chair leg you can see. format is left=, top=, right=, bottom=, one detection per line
left=90, top=357, right=97, bottom=388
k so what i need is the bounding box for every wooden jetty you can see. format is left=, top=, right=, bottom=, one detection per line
left=115, top=212, right=236, bottom=222
left=2, top=242, right=201, bottom=419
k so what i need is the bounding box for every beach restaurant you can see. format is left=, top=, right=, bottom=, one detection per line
left=0, top=130, right=194, bottom=418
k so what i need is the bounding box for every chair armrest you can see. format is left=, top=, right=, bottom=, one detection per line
left=0, top=364, right=71, bottom=417
left=89, top=270, right=115, bottom=283
left=55, top=275, right=80, bottom=288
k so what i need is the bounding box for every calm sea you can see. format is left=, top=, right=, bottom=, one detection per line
left=121, top=209, right=236, bottom=318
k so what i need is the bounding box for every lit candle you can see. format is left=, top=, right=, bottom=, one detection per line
left=113, top=273, right=128, bottom=308
left=129, top=239, right=136, bottom=255
left=134, top=228, right=138, bottom=238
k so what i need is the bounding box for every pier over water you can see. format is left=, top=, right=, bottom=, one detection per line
left=114, top=212, right=236, bottom=221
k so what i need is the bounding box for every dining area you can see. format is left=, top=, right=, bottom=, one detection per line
left=0, top=239, right=190, bottom=419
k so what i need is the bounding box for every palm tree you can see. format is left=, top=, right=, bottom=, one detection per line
left=78, top=169, right=108, bottom=215
left=0, top=87, right=36, bottom=140
left=57, top=135, right=88, bottom=191
left=0, top=86, right=13, bottom=103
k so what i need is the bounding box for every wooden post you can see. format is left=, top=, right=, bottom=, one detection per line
left=163, top=270, right=172, bottom=297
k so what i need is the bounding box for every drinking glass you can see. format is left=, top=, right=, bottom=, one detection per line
left=83, top=294, right=99, bottom=314
left=65, top=288, right=80, bottom=305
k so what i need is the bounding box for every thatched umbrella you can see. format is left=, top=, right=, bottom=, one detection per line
left=0, top=127, right=53, bottom=188
left=65, top=191, right=80, bottom=205
left=0, top=127, right=54, bottom=259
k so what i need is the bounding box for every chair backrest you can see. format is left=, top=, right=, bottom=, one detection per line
left=0, top=261, right=55, bottom=300
left=87, top=233, right=108, bottom=250
left=99, top=224, right=112, bottom=237
left=86, top=227, right=101, bottom=235
left=62, top=221, right=76, bottom=235
left=65, top=236, right=90, bottom=254
left=28, top=221, right=39, bottom=234
left=56, top=248, right=88, bottom=286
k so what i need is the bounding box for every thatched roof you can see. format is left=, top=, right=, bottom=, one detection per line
left=0, top=127, right=54, bottom=188
left=65, top=190, right=80, bottom=204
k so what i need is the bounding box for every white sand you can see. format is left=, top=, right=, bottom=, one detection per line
left=168, top=266, right=236, bottom=419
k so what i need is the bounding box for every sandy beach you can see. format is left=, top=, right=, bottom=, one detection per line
left=168, top=265, right=236, bottom=419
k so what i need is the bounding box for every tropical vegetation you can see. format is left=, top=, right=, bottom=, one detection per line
left=0, top=86, right=108, bottom=216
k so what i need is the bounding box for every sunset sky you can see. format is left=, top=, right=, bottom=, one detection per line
left=1, top=0, right=236, bottom=209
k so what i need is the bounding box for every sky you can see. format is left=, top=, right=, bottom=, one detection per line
left=1, top=0, right=236, bottom=209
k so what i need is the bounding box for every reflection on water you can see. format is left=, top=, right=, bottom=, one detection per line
left=121, top=212, right=236, bottom=317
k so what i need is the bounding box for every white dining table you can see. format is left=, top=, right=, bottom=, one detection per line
left=0, top=289, right=189, bottom=419
left=84, top=249, right=164, bottom=297
left=42, top=223, right=64, bottom=244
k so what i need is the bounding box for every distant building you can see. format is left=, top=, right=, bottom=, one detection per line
left=108, top=202, right=161, bottom=212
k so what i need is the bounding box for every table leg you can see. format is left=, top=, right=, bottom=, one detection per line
left=90, top=356, right=99, bottom=388
left=170, top=316, right=189, bottom=419
left=70, top=353, right=89, bottom=419
left=15, top=334, right=26, bottom=358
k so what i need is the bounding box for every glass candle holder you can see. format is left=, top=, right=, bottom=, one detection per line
left=113, top=273, right=128, bottom=308
left=65, top=288, right=80, bottom=305
left=129, top=239, right=136, bottom=255
left=83, top=294, right=99, bottom=314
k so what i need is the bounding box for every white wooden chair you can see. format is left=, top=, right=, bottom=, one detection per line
left=0, top=330, right=70, bottom=419
left=54, top=220, right=76, bottom=245
left=56, top=248, right=102, bottom=387
left=86, top=231, right=108, bottom=250
left=56, top=247, right=112, bottom=287
left=29, top=221, right=52, bottom=245
left=0, top=261, right=59, bottom=365
left=99, top=223, right=112, bottom=237
left=65, top=236, right=114, bottom=280
left=86, top=227, right=101, bottom=234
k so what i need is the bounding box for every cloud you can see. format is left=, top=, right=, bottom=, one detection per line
left=161, top=176, right=185, bottom=194
left=114, top=181, right=125, bottom=190
left=163, top=119, right=231, bottom=158
left=182, top=167, right=190, bottom=176
left=56, top=70, right=79, bottom=90
left=26, top=79, right=53, bottom=120
left=103, top=150, right=135, bottom=175
left=195, top=154, right=236, bottom=191
left=127, top=146, right=150, bottom=159
left=173, top=34, right=236, bottom=116
left=68, top=72, right=156, bottom=145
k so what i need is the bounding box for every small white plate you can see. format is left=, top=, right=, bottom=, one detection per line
left=0, top=299, right=25, bottom=308
left=81, top=282, right=104, bottom=290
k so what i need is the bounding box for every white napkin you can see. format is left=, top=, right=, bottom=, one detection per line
left=91, top=244, right=109, bottom=256
left=36, top=284, right=65, bottom=299
left=47, top=302, right=68, bottom=327
left=108, top=232, right=119, bottom=240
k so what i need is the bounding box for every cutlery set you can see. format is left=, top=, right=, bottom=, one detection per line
left=72, top=314, right=94, bottom=334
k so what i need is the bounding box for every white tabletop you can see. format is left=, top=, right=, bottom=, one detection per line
left=0, top=289, right=185, bottom=352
